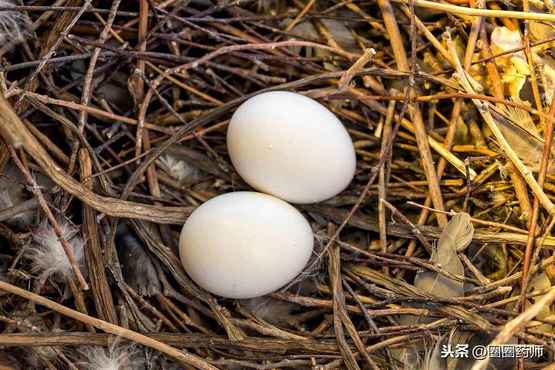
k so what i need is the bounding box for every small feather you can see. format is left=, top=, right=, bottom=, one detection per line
left=502, top=106, right=540, bottom=138
left=528, top=272, right=553, bottom=333
left=0, top=1, right=29, bottom=43
left=116, top=224, right=161, bottom=297
left=157, top=154, right=196, bottom=183
left=28, top=221, right=85, bottom=281
left=79, top=345, right=140, bottom=370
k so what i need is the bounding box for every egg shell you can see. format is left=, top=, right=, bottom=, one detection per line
left=227, top=91, right=356, bottom=204
left=179, top=191, right=314, bottom=299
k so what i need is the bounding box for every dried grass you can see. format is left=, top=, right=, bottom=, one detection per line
left=0, top=1, right=553, bottom=369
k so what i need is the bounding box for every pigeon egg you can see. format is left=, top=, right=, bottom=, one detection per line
left=227, top=91, right=356, bottom=204
left=179, top=192, right=314, bottom=299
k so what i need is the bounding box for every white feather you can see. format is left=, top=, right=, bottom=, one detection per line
left=157, top=154, right=195, bottom=182
left=80, top=345, right=139, bottom=370
left=28, top=221, right=85, bottom=280
left=0, top=0, right=28, bottom=43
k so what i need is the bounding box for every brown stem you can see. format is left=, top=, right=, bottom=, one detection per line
left=377, top=0, right=447, bottom=226
left=0, top=280, right=219, bottom=370
left=519, top=94, right=555, bottom=311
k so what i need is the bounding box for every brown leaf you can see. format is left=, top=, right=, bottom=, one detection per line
left=491, top=106, right=555, bottom=174
left=438, top=212, right=474, bottom=254
left=414, top=213, right=473, bottom=298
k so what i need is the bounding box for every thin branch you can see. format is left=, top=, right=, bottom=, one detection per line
left=0, top=280, right=219, bottom=370
left=393, top=0, right=555, bottom=22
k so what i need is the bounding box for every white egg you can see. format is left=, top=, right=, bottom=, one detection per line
left=227, top=91, right=356, bottom=204
left=179, top=191, right=314, bottom=299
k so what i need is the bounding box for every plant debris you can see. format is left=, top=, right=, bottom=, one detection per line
left=0, top=1, right=555, bottom=369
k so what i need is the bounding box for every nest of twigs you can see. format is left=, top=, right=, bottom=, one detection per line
left=0, top=0, right=555, bottom=369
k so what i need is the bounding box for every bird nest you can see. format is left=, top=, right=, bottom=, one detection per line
left=0, top=1, right=554, bottom=369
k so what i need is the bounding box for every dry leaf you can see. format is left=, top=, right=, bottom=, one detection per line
left=540, top=55, right=555, bottom=104
left=414, top=213, right=473, bottom=298
left=446, top=331, right=475, bottom=370
left=425, top=338, right=446, bottom=370
left=320, top=18, right=358, bottom=52
left=438, top=212, right=474, bottom=253
left=527, top=271, right=553, bottom=333
left=529, top=4, right=555, bottom=50
left=288, top=21, right=318, bottom=57
left=490, top=106, right=555, bottom=174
